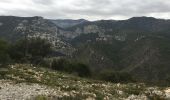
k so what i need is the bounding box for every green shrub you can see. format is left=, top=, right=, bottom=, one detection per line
left=9, top=38, right=53, bottom=64
left=51, top=59, right=91, bottom=77
left=51, top=58, right=69, bottom=71
left=0, top=39, right=11, bottom=65
left=38, top=58, right=52, bottom=68
left=99, top=71, right=134, bottom=83
left=34, top=95, right=48, bottom=100
left=74, top=63, right=91, bottom=77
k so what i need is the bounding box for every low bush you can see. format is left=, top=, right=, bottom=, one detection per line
left=51, top=58, right=91, bottom=77
left=9, top=38, right=53, bottom=64
left=0, top=39, right=11, bottom=65
left=98, top=71, right=134, bottom=83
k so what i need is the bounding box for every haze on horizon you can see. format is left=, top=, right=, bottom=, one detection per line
left=0, top=0, right=170, bottom=21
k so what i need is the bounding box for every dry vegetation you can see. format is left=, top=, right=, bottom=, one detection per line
left=0, top=64, right=170, bottom=100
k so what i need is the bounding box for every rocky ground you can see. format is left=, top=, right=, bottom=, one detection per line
left=0, top=80, right=58, bottom=100
left=0, top=64, right=170, bottom=100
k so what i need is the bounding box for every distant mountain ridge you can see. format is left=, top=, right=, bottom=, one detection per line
left=51, top=19, right=88, bottom=29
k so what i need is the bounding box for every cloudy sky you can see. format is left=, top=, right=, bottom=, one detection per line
left=0, top=0, right=170, bottom=20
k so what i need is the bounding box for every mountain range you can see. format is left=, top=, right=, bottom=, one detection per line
left=1, top=16, right=170, bottom=83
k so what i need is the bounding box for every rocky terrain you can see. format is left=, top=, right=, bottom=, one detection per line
left=0, top=80, right=58, bottom=100
left=0, top=64, right=170, bottom=100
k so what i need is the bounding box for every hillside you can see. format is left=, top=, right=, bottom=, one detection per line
left=1, top=16, right=170, bottom=83
left=0, top=16, right=75, bottom=55
left=66, top=17, right=170, bottom=83
left=0, top=64, right=170, bottom=100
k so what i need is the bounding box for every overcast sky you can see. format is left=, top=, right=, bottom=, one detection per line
left=0, top=0, right=170, bottom=20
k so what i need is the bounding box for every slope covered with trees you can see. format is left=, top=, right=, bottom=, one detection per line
left=1, top=16, right=170, bottom=84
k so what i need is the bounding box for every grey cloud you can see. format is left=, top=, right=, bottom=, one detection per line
left=59, top=0, right=170, bottom=19
left=3, top=8, right=67, bottom=19
left=33, top=0, right=54, bottom=5
left=1, top=0, right=170, bottom=20
left=0, top=0, right=10, bottom=3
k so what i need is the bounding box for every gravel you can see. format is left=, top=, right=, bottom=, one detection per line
left=0, top=80, right=58, bottom=100
left=1, top=79, right=170, bottom=100
left=165, top=88, right=170, bottom=99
